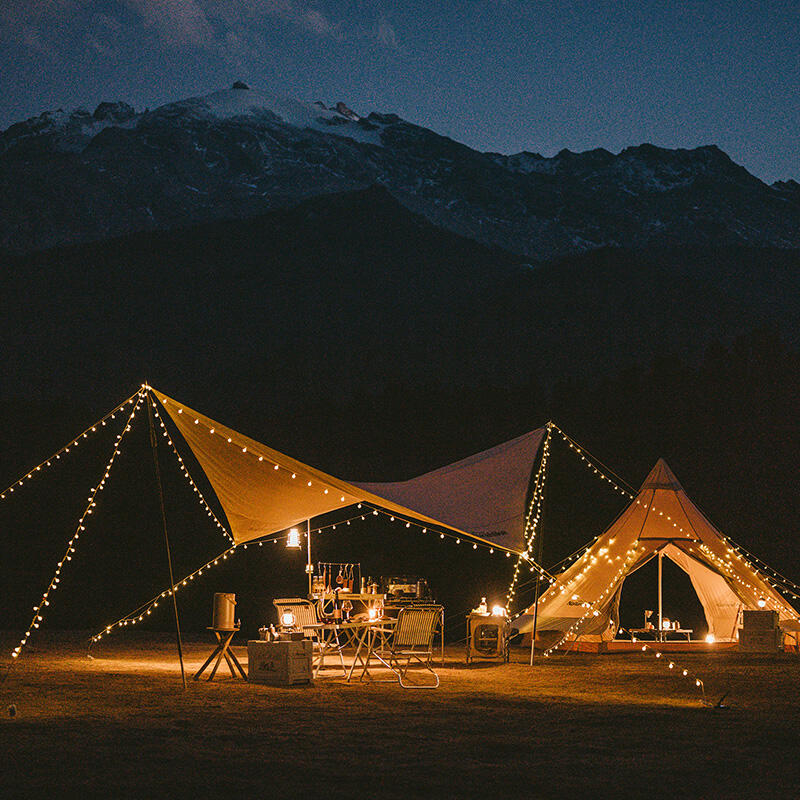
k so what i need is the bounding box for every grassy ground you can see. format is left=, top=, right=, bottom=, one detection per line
left=1, top=632, right=798, bottom=799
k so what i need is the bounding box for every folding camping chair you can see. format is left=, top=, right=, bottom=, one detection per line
left=273, top=598, right=346, bottom=676
left=371, top=605, right=443, bottom=688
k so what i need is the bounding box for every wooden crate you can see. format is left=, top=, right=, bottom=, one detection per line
left=738, top=628, right=782, bottom=652
left=247, top=640, right=313, bottom=685
left=742, top=610, right=779, bottom=631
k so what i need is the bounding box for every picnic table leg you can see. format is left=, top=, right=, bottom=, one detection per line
left=335, top=629, right=346, bottom=675
left=347, top=626, right=371, bottom=682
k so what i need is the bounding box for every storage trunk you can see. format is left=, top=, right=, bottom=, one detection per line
left=742, top=610, right=779, bottom=631
left=738, top=628, right=782, bottom=652
left=247, top=640, right=313, bottom=685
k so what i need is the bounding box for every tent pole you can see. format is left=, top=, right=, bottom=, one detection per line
left=147, top=391, right=187, bottom=690
left=658, top=551, right=663, bottom=643
left=306, top=519, right=313, bottom=597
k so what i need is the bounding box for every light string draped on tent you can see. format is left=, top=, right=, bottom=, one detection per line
left=515, top=423, right=799, bottom=700
left=150, top=402, right=234, bottom=545
left=535, top=532, right=709, bottom=701
left=89, top=495, right=522, bottom=645
left=90, top=392, right=536, bottom=644
left=547, top=423, right=800, bottom=605
left=0, top=390, right=142, bottom=502
left=153, top=390, right=531, bottom=558
left=5, top=390, right=145, bottom=667
left=506, top=424, right=554, bottom=609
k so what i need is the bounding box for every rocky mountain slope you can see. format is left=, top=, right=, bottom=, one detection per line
left=2, top=84, right=799, bottom=258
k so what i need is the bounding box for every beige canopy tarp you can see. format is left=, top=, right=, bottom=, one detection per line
left=513, top=459, right=800, bottom=642
left=153, top=389, right=542, bottom=553
left=354, top=428, right=544, bottom=551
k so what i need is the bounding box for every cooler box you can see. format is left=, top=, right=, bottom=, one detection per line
left=247, top=640, right=313, bottom=685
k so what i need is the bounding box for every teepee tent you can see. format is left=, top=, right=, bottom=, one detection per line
left=513, top=459, right=800, bottom=644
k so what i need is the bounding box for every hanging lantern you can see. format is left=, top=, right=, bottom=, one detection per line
left=286, top=528, right=301, bottom=549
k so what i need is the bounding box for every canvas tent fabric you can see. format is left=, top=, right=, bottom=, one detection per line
left=153, top=389, right=541, bottom=553
left=512, top=459, right=800, bottom=642
left=353, top=428, right=545, bottom=551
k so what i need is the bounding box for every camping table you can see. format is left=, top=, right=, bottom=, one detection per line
left=194, top=627, right=247, bottom=681
left=629, top=627, right=694, bottom=642
left=346, top=618, right=397, bottom=683
left=302, top=621, right=361, bottom=677
left=302, top=620, right=396, bottom=679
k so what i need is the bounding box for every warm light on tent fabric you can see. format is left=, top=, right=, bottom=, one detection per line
left=151, top=389, right=531, bottom=553
left=513, top=459, right=799, bottom=640
left=353, top=428, right=545, bottom=551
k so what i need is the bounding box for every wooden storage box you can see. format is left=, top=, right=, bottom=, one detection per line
left=738, top=628, right=781, bottom=652
left=742, top=610, right=779, bottom=631
left=247, top=640, right=313, bottom=685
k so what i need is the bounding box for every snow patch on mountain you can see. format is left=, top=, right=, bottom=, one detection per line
left=164, top=87, right=384, bottom=146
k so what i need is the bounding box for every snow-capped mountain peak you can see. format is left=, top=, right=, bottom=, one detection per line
left=1, top=84, right=798, bottom=257
left=154, top=84, right=383, bottom=145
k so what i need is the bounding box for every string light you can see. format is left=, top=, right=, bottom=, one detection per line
left=8, top=391, right=145, bottom=663
left=626, top=632, right=706, bottom=702
left=150, top=402, right=234, bottom=544
left=90, top=541, right=244, bottom=644
left=154, top=395, right=525, bottom=561
left=506, top=424, right=553, bottom=608
left=0, top=391, right=140, bottom=502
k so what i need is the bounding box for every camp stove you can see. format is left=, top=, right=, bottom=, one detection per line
left=381, top=575, right=436, bottom=615
left=383, top=575, right=432, bottom=601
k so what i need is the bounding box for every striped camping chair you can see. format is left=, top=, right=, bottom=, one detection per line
left=378, top=605, right=443, bottom=688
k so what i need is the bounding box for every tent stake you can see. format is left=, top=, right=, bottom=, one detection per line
left=147, top=391, right=187, bottom=689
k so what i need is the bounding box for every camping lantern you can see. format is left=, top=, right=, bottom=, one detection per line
left=368, top=606, right=379, bottom=621
left=286, top=528, right=301, bottom=549
left=280, top=611, right=296, bottom=629
left=757, top=598, right=767, bottom=608
left=491, top=605, right=507, bottom=618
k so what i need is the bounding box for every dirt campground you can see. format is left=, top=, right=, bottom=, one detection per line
left=1, top=632, right=799, bottom=799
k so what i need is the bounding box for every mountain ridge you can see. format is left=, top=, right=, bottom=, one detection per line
left=2, top=85, right=798, bottom=257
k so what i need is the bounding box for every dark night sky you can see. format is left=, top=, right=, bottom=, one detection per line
left=1, top=0, right=798, bottom=183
